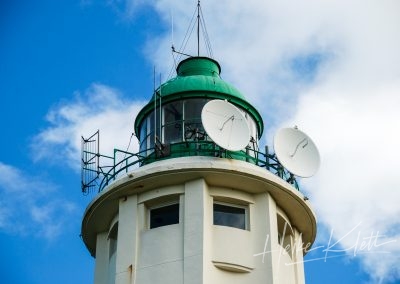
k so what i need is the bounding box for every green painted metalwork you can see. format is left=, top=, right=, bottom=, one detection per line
left=134, top=57, right=264, bottom=138
left=81, top=140, right=299, bottom=194
left=80, top=57, right=299, bottom=196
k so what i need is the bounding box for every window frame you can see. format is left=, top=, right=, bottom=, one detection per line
left=148, top=201, right=180, bottom=229
left=213, top=201, right=249, bottom=231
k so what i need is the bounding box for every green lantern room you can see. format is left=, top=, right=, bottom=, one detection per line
left=134, top=56, right=264, bottom=165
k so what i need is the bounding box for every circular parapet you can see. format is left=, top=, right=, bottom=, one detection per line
left=81, top=156, right=316, bottom=256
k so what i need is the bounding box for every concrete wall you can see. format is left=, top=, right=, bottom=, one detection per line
left=82, top=157, right=316, bottom=284
left=93, top=182, right=306, bottom=283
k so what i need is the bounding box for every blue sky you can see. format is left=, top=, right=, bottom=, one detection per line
left=1, top=1, right=400, bottom=283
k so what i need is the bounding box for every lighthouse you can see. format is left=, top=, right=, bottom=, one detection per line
left=80, top=53, right=317, bottom=284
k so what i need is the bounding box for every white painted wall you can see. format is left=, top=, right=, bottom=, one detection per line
left=84, top=157, right=315, bottom=284
left=94, top=232, right=110, bottom=284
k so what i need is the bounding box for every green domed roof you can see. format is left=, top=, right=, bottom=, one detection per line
left=151, top=57, right=245, bottom=101
left=135, top=57, right=264, bottom=136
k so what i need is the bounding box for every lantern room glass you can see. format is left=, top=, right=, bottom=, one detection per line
left=139, top=98, right=259, bottom=155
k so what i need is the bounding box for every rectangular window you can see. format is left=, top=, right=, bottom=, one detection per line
left=213, top=202, right=248, bottom=230
left=163, top=101, right=183, bottom=143
left=184, top=99, right=208, bottom=140
left=149, top=203, right=180, bottom=229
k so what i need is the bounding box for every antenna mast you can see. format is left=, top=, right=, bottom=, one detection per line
left=197, top=0, right=200, bottom=56
left=170, top=0, right=213, bottom=71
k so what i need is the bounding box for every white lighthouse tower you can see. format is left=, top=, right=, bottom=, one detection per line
left=80, top=6, right=318, bottom=281
left=80, top=54, right=317, bottom=284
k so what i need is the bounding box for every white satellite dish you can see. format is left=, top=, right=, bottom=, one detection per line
left=273, top=127, right=320, bottom=177
left=201, top=100, right=250, bottom=151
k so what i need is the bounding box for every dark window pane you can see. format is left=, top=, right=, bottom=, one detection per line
left=164, top=101, right=183, bottom=143
left=139, top=118, right=148, bottom=152
left=184, top=99, right=208, bottom=140
left=164, top=123, right=182, bottom=143
left=150, top=203, right=179, bottom=229
left=185, top=98, right=208, bottom=121
left=213, top=203, right=246, bottom=230
left=149, top=110, right=156, bottom=149
left=155, top=106, right=161, bottom=142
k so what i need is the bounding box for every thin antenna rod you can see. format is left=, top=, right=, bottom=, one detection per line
left=197, top=0, right=200, bottom=56
left=153, top=66, right=156, bottom=147
left=171, top=10, right=174, bottom=48
left=159, top=73, right=162, bottom=142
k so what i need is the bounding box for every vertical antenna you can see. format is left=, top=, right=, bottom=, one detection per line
left=171, top=9, right=174, bottom=49
left=197, top=0, right=200, bottom=56
left=153, top=66, right=156, bottom=146
left=159, top=73, right=162, bottom=142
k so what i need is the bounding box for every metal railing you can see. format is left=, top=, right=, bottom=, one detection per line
left=81, top=141, right=299, bottom=194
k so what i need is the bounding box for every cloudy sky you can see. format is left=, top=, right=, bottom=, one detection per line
left=1, top=0, right=399, bottom=283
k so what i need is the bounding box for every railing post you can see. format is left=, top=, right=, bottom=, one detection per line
left=113, top=149, right=117, bottom=180
left=265, top=145, right=270, bottom=171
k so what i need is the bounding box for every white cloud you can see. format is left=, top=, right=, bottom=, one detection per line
left=0, top=162, right=78, bottom=240
left=32, top=83, right=145, bottom=171
left=3, top=81, right=144, bottom=242
left=297, top=21, right=399, bottom=284
left=106, top=0, right=149, bottom=20
left=141, top=0, right=400, bottom=282
left=291, top=78, right=400, bottom=284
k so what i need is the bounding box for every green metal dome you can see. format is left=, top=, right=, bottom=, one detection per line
left=134, top=57, right=264, bottom=136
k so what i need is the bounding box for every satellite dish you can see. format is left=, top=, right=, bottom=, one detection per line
left=274, top=127, right=320, bottom=177
left=201, top=100, right=250, bottom=151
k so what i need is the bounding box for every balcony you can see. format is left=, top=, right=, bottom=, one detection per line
left=81, top=138, right=299, bottom=194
